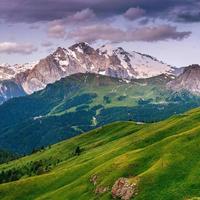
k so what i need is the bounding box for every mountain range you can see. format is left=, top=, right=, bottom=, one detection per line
left=0, top=42, right=180, bottom=103
left=1, top=42, right=200, bottom=106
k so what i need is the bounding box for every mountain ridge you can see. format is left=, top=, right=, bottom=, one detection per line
left=168, top=64, right=200, bottom=94
left=1, top=43, right=200, bottom=105
left=0, top=42, right=175, bottom=96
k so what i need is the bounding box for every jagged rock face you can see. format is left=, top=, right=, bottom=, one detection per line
left=0, top=80, right=26, bottom=104
left=15, top=42, right=174, bottom=94
left=167, top=64, right=200, bottom=95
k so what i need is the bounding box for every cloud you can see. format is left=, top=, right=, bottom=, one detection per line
left=46, top=8, right=96, bottom=39
left=0, top=0, right=199, bottom=23
left=68, top=24, right=191, bottom=43
left=124, top=7, right=145, bottom=20
left=175, top=7, right=200, bottom=23
left=47, top=21, right=66, bottom=38
left=179, top=12, right=200, bottom=22
left=41, top=41, right=53, bottom=47
left=132, top=25, right=191, bottom=42
left=0, top=42, right=37, bottom=54
left=29, top=24, right=40, bottom=30
left=66, top=8, right=95, bottom=23
left=138, top=18, right=150, bottom=25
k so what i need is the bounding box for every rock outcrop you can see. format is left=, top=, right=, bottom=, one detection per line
left=167, top=64, right=200, bottom=95
left=112, top=178, right=138, bottom=200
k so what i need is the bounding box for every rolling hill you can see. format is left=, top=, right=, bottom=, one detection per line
left=1, top=73, right=200, bottom=154
left=0, top=107, right=200, bottom=199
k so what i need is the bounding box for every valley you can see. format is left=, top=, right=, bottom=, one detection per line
left=0, top=73, right=200, bottom=154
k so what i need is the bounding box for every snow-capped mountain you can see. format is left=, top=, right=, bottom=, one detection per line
left=0, top=62, right=37, bottom=81
left=167, top=64, right=200, bottom=95
left=97, top=44, right=174, bottom=78
left=0, top=65, right=16, bottom=80
left=13, top=42, right=176, bottom=94
left=0, top=42, right=176, bottom=96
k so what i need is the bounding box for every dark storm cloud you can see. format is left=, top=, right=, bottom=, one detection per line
left=0, top=0, right=199, bottom=23
left=177, top=11, right=200, bottom=23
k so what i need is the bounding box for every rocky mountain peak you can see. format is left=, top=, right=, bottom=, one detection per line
left=167, top=64, right=200, bottom=94
left=69, top=42, right=95, bottom=54
left=97, top=44, right=114, bottom=56
left=184, top=64, right=200, bottom=71
left=53, top=47, right=66, bottom=58
left=114, top=47, right=127, bottom=54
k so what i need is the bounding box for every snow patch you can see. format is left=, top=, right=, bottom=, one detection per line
left=99, top=70, right=106, bottom=75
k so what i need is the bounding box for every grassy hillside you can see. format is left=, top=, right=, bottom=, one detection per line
left=1, top=73, right=200, bottom=154
left=0, top=108, right=200, bottom=199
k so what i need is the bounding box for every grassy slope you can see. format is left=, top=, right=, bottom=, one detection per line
left=1, top=108, right=200, bottom=199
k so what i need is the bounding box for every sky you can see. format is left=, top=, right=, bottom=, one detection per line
left=0, top=0, right=200, bottom=67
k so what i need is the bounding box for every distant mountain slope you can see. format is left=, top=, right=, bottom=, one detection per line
left=168, top=64, right=200, bottom=94
left=0, top=80, right=26, bottom=104
left=0, top=62, right=37, bottom=81
left=0, top=73, right=200, bottom=154
left=1, top=107, right=200, bottom=199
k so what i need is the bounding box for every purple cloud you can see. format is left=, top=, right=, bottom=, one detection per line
left=171, top=5, right=200, bottom=22
left=0, top=42, right=37, bottom=54
left=47, top=21, right=66, bottom=38
left=29, top=24, right=40, bottom=30
left=41, top=41, right=53, bottom=47
left=124, top=7, right=145, bottom=20
left=0, top=0, right=199, bottom=23
left=46, top=8, right=96, bottom=39
left=68, top=24, right=191, bottom=43
left=66, top=8, right=95, bottom=23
